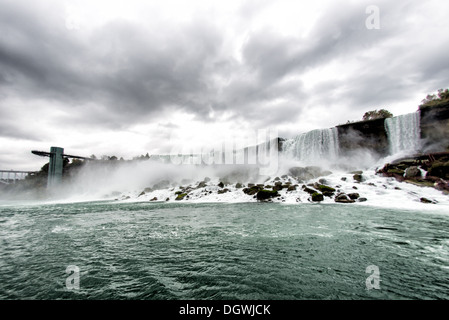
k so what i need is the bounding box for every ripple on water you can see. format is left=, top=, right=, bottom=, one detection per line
left=0, top=202, right=449, bottom=299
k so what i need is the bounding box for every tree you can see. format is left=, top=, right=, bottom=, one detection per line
left=362, top=109, right=393, bottom=121
left=40, top=162, right=49, bottom=173
left=419, top=88, right=449, bottom=109
left=70, top=159, right=84, bottom=167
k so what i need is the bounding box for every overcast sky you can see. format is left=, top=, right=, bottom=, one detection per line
left=1, top=0, right=448, bottom=170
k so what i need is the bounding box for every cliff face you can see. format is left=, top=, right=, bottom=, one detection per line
left=279, top=105, right=448, bottom=160
left=336, top=118, right=389, bottom=158
left=334, top=104, right=448, bottom=158
left=420, top=102, right=449, bottom=152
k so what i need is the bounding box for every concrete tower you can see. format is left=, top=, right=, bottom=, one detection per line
left=47, top=147, right=64, bottom=188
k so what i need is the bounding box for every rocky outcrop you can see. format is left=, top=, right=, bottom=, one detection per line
left=420, top=197, right=438, bottom=204
left=311, top=192, right=324, bottom=202
left=256, top=190, right=279, bottom=201
left=405, top=166, right=421, bottom=178
left=427, top=160, right=449, bottom=180
left=175, top=193, right=187, bottom=200
left=377, top=152, right=449, bottom=193
left=288, top=166, right=331, bottom=181
left=243, top=185, right=262, bottom=195
left=353, top=173, right=364, bottom=182
left=335, top=193, right=355, bottom=203
left=316, top=184, right=336, bottom=197
left=302, top=185, right=317, bottom=195
left=197, top=181, right=207, bottom=188
left=153, top=180, right=170, bottom=190
left=347, top=193, right=360, bottom=200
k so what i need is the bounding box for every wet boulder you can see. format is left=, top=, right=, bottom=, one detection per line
left=347, top=193, right=360, bottom=200
left=288, top=167, right=314, bottom=181
left=427, top=161, right=449, bottom=180
left=316, top=185, right=336, bottom=197
left=353, top=174, right=364, bottom=183
left=405, top=166, right=421, bottom=178
left=256, top=190, right=279, bottom=201
left=197, top=181, right=207, bottom=188
left=311, top=192, right=324, bottom=202
left=302, top=185, right=317, bottom=195
left=420, top=197, right=437, bottom=204
left=153, top=180, right=170, bottom=190
left=175, top=193, right=187, bottom=200
left=243, top=185, right=262, bottom=196
left=335, top=193, right=355, bottom=203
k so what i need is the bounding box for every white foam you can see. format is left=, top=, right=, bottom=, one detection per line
left=117, top=168, right=449, bottom=213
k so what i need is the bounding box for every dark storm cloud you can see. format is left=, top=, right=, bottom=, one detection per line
left=0, top=0, right=372, bottom=129
left=1, top=0, right=448, bottom=139
left=0, top=120, right=42, bottom=141
left=0, top=0, right=227, bottom=128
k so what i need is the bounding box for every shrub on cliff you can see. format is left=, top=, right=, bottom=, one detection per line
left=419, top=89, right=449, bottom=109
left=362, top=109, right=393, bottom=121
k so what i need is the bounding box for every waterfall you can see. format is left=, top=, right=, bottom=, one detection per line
left=282, top=127, right=339, bottom=164
left=384, top=112, right=421, bottom=155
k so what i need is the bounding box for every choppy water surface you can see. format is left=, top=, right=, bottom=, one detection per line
left=0, top=201, right=448, bottom=300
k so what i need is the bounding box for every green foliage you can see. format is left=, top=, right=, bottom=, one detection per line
left=419, top=88, right=449, bottom=109
left=362, top=109, right=393, bottom=121
left=40, top=162, right=49, bottom=173
left=317, top=185, right=336, bottom=193
left=70, top=159, right=84, bottom=167
left=317, top=184, right=336, bottom=197
left=175, top=193, right=187, bottom=200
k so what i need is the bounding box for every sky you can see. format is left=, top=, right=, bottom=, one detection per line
left=1, top=0, right=448, bottom=170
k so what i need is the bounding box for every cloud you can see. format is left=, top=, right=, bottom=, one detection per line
left=1, top=0, right=449, bottom=169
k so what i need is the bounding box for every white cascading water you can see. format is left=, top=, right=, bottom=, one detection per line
left=384, top=111, right=421, bottom=155
left=282, top=127, right=339, bottom=164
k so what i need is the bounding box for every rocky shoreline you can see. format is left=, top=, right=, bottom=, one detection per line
left=377, top=152, right=449, bottom=196
left=113, top=153, right=449, bottom=206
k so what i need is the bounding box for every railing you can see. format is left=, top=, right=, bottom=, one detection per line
left=0, top=170, right=37, bottom=184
